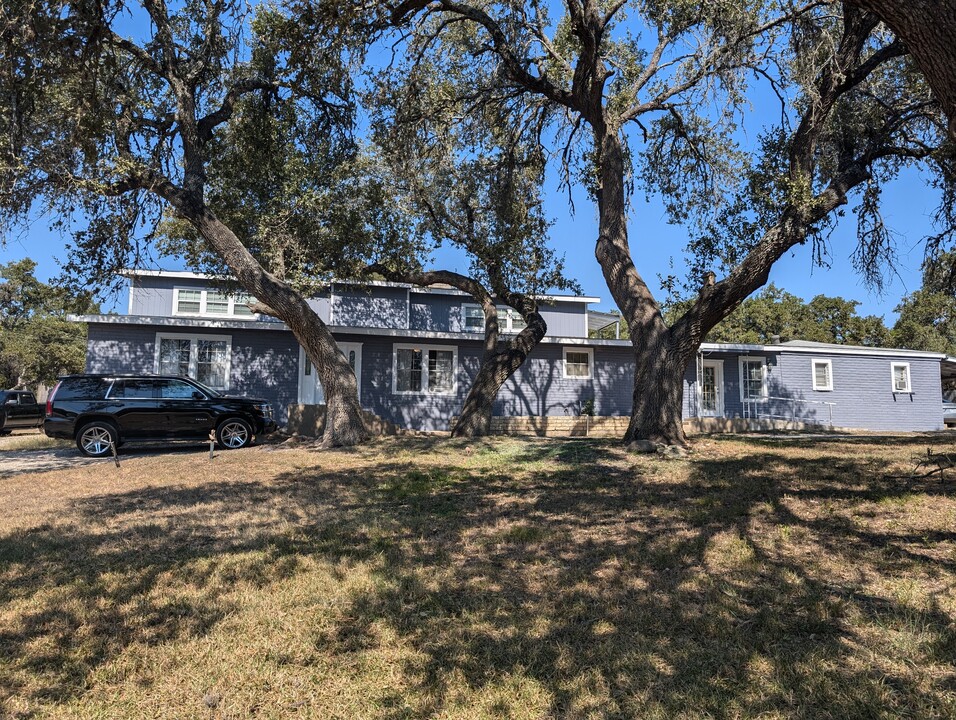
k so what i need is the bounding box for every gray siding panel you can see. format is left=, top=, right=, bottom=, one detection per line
left=773, top=351, right=943, bottom=431
left=683, top=349, right=944, bottom=431
left=88, top=317, right=945, bottom=433
left=410, top=294, right=461, bottom=332
left=86, top=323, right=299, bottom=423
left=541, top=303, right=587, bottom=338
left=333, top=285, right=408, bottom=329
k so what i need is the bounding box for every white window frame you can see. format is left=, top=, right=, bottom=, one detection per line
left=738, top=356, right=769, bottom=401
left=391, top=343, right=458, bottom=395
left=172, top=287, right=259, bottom=318
left=891, top=362, right=912, bottom=393
left=811, top=358, right=833, bottom=391
left=562, top=347, right=594, bottom=380
left=461, top=304, right=526, bottom=334
left=154, top=332, right=232, bottom=390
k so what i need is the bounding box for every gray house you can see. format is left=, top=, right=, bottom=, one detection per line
left=73, top=270, right=952, bottom=433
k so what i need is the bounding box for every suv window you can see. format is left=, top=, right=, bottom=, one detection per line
left=56, top=377, right=112, bottom=400
left=3, top=394, right=17, bottom=406
left=156, top=379, right=203, bottom=399
left=110, top=379, right=159, bottom=399
left=20, top=393, right=36, bottom=405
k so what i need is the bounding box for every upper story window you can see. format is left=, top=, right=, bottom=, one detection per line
left=462, top=304, right=527, bottom=334
left=891, top=362, right=911, bottom=393
left=392, top=344, right=457, bottom=395
left=739, top=357, right=768, bottom=400
left=173, top=288, right=258, bottom=318
left=811, top=359, right=833, bottom=391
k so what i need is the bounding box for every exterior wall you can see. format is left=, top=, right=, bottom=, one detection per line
left=540, top=302, right=588, bottom=338
left=306, top=293, right=331, bottom=323
left=410, top=293, right=460, bottom=332
left=683, top=349, right=945, bottom=431
left=411, top=292, right=588, bottom=337
left=86, top=323, right=300, bottom=423
left=332, top=285, right=408, bottom=329
left=773, top=351, right=943, bottom=431
left=129, top=276, right=207, bottom=316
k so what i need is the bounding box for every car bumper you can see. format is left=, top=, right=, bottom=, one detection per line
left=43, top=416, right=75, bottom=439
left=256, top=418, right=278, bottom=435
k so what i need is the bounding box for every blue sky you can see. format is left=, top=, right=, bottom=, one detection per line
left=1, top=143, right=934, bottom=322
left=0, top=4, right=940, bottom=324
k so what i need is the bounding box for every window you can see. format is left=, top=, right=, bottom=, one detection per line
left=891, top=362, right=911, bottom=393
left=173, top=288, right=258, bottom=318
left=109, top=379, right=159, bottom=399
left=462, top=304, right=527, bottom=333
left=155, top=333, right=232, bottom=390
left=393, top=344, right=457, bottom=394
left=463, top=305, right=485, bottom=332
left=156, top=378, right=202, bottom=399
left=812, top=359, right=833, bottom=391
left=739, top=357, right=768, bottom=400
left=563, top=347, right=593, bottom=380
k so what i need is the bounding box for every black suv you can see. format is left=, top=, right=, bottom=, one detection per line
left=44, top=375, right=278, bottom=457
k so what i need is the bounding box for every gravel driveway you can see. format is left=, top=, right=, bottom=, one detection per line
left=0, top=447, right=103, bottom=476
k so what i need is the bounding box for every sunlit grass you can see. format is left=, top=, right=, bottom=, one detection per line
left=1, top=433, right=955, bottom=718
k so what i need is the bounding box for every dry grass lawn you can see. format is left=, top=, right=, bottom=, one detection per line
left=2, top=433, right=956, bottom=718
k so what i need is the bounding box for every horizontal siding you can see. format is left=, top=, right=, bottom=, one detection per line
left=410, top=294, right=460, bottom=332
left=86, top=323, right=299, bottom=423
left=774, top=352, right=943, bottom=431
left=540, top=303, right=587, bottom=337
left=332, top=285, right=408, bottom=329
left=87, top=321, right=946, bottom=433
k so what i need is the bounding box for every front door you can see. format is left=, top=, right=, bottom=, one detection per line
left=700, top=360, right=724, bottom=417
left=298, top=342, right=363, bottom=405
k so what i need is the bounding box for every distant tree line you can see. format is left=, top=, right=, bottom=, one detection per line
left=0, top=259, right=97, bottom=390
left=594, top=255, right=956, bottom=358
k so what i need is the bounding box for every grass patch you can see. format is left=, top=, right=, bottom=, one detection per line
left=1, top=434, right=956, bottom=718
left=0, top=431, right=68, bottom=452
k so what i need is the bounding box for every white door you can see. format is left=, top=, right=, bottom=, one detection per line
left=298, top=342, right=362, bottom=405
left=700, top=360, right=724, bottom=417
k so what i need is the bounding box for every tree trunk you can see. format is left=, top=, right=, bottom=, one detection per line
left=172, top=195, right=368, bottom=448
left=451, top=313, right=547, bottom=437
left=845, top=0, right=956, bottom=139
left=624, top=339, right=691, bottom=447
left=592, top=125, right=689, bottom=447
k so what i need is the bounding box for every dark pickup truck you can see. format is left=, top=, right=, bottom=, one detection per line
left=0, top=390, right=44, bottom=434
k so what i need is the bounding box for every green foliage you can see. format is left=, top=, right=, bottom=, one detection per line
left=891, top=252, right=956, bottom=356
left=661, top=283, right=889, bottom=346
left=0, top=259, right=98, bottom=388
left=1, top=0, right=402, bottom=296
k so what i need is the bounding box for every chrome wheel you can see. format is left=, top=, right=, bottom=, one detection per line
left=78, top=424, right=115, bottom=457
left=218, top=420, right=251, bottom=449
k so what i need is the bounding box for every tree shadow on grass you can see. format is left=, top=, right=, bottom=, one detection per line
left=1, top=435, right=956, bottom=717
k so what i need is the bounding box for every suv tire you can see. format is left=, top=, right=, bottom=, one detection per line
left=216, top=417, right=253, bottom=450
left=76, top=421, right=118, bottom=458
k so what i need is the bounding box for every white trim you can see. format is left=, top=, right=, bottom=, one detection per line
left=172, top=287, right=259, bottom=319
left=738, top=356, right=769, bottom=401
left=701, top=341, right=945, bottom=360
left=73, top=313, right=951, bottom=361
left=153, top=332, right=232, bottom=390
left=391, top=343, right=458, bottom=395
left=891, top=362, right=912, bottom=393
left=120, top=270, right=600, bottom=303
left=329, top=283, right=335, bottom=325
left=461, top=304, right=530, bottom=334
left=699, top=359, right=725, bottom=417
left=406, top=288, right=411, bottom=329
left=811, top=358, right=833, bottom=391
left=563, top=347, right=594, bottom=380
